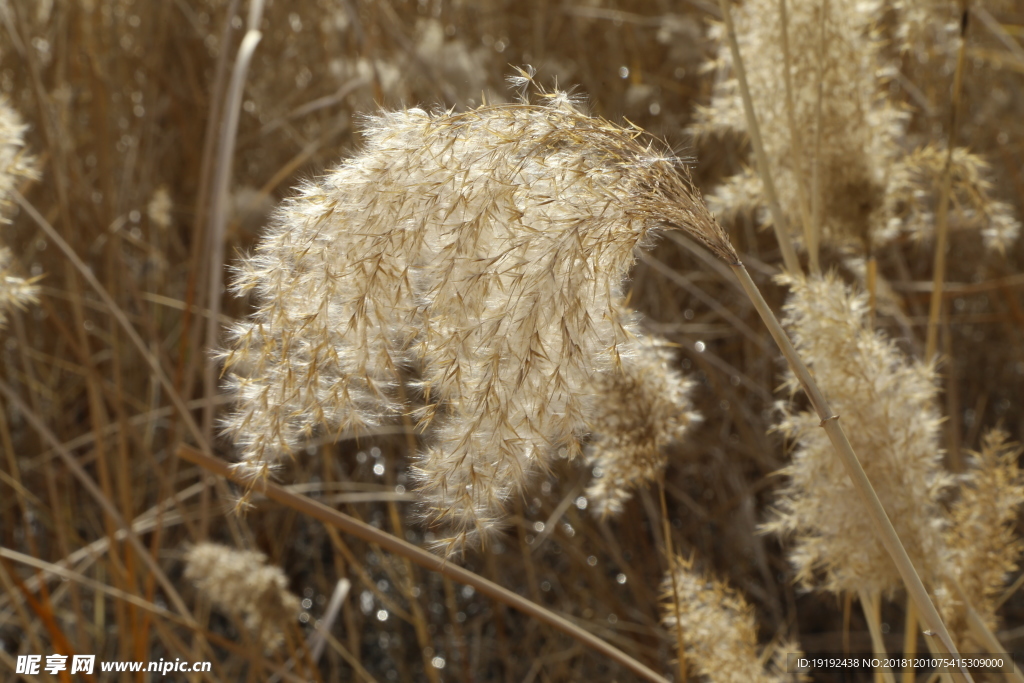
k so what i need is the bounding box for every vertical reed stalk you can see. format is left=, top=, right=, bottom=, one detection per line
left=728, top=262, right=972, bottom=683
left=659, top=480, right=688, bottom=683
left=859, top=589, right=897, bottom=683
left=902, top=600, right=918, bottom=683
left=202, top=0, right=267, bottom=441
left=778, top=0, right=816, bottom=274
left=925, top=3, right=969, bottom=362
left=809, top=0, right=828, bottom=262
left=717, top=0, right=802, bottom=274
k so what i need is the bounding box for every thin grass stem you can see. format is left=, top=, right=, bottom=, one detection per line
left=659, top=480, right=688, bottom=683
left=925, top=4, right=969, bottom=362
left=778, top=0, right=816, bottom=274
left=0, top=378, right=203, bottom=635
left=903, top=599, right=919, bottom=683
left=176, top=444, right=671, bottom=683
left=716, top=0, right=802, bottom=274
left=859, top=589, right=897, bottom=683
left=809, top=0, right=828, bottom=262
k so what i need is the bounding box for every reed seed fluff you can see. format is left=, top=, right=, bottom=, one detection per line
left=221, top=75, right=720, bottom=552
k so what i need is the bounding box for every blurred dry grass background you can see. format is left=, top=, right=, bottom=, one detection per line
left=0, top=0, right=1022, bottom=681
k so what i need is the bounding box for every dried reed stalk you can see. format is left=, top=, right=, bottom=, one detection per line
left=924, top=4, right=969, bottom=362
left=177, top=444, right=670, bottom=683
left=728, top=263, right=971, bottom=682
left=203, top=0, right=267, bottom=439
left=716, top=0, right=802, bottom=274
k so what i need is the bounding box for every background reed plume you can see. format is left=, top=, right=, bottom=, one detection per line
left=0, top=0, right=1022, bottom=681
left=0, top=99, right=38, bottom=326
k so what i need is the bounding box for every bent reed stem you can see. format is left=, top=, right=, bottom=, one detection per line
left=176, top=445, right=671, bottom=683
left=728, top=262, right=972, bottom=683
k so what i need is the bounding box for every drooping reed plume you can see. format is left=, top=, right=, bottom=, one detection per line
left=221, top=72, right=727, bottom=552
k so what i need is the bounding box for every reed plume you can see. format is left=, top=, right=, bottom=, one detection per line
left=221, top=72, right=727, bottom=552
left=763, top=272, right=952, bottom=596
left=183, top=542, right=300, bottom=651
left=696, top=0, right=1019, bottom=255
left=584, top=328, right=699, bottom=517
left=936, top=429, right=1024, bottom=648
left=0, top=98, right=38, bottom=325
left=661, top=554, right=802, bottom=683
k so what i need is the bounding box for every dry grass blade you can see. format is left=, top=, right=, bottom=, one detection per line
left=176, top=444, right=670, bottom=683
left=12, top=190, right=210, bottom=453
left=0, top=378, right=200, bottom=632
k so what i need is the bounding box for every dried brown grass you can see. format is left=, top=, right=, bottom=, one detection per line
left=1, top=1, right=1023, bottom=682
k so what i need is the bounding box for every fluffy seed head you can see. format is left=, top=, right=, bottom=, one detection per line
left=695, top=0, right=1019, bottom=253
left=221, top=74, right=718, bottom=552
left=584, top=329, right=700, bottom=518
left=661, top=554, right=801, bottom=683
left=183, top=542, right=300, bottom=651
left=935, top=429, right=1024, bottom=647
left=878, top=144, right=1021, bottom=253
left=0, top=98, right=39, bottom=327
left=763, top=273, right=952, bottom=595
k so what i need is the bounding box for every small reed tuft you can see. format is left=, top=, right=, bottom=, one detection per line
left=936, top=429, right=1024, bottom=647
left=661, top=554, right=802, bottom=683
left=0, top=98, right=39, bottom=325
left=221, top=73, right=721, bottom=551
left=584, top=329, right=700, bottom=518
left=879, top=143, right=1021, bottom=253
left=695, top=0, right=1020, bottom=255
left=183, top=542, right=300, bottom=651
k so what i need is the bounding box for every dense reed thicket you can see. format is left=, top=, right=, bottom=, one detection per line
left=1, top=1, right=1023, bottom=681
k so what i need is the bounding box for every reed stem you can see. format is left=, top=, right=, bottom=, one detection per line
left=177, top=445, right=671, bottom=683
left=728, top=262, right=972, bottom=683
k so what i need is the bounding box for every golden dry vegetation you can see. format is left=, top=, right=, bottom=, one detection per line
left=1, top=1, right=1023, bottom=682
